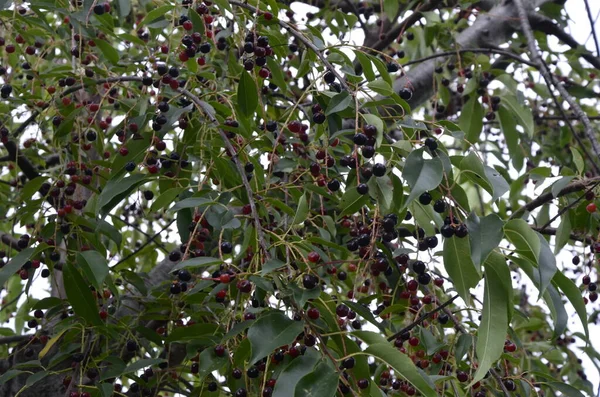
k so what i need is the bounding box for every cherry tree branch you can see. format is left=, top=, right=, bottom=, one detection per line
left=386, top=295, right=459, bottom=341
left=510, top=176, right=600, bottom=220
left=530, top=14, right=600, bottom=70
left=514, top=0, right=600, bottom=173
left=583, top=0, right=600, bottom=58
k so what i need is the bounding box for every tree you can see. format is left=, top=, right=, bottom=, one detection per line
left=0, top=0, right=599, bottom=395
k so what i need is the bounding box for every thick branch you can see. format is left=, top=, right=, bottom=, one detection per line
left=532, top=226, right=594, bottom=244
left=510, top=176, right=600, bottom=219
left=393, top=1, right=523, bottom=109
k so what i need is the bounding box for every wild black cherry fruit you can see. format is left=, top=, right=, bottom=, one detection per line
left=327, top=179, right=340, bottom=191
left=307, top=251, right=320, bottom=263
left=307, top=307, right=320, bottom=319
left=456, top=371, right=469, bottom=382
left=373, top=163, right=386, bottom=177
left=440, top=224, right=454, bottom=238
left=357, top=183, right=369, bottom=195
left=438, top=313, right=449, bottom=324
left=353, top=133, right=367, bottom=146
left=324, top=71, right=335, bottom=84
left=169, top=250, right=181, bottom=261
left=312, top=112, right=325, bottom=124
left=126, top=340, right=137, bottom=351
left=418, top=273, right=431, bottom=285
left=214, top=344, right=226, bottom=356
left=419, top=192, right=432, bottom=205
left=399, top=87, right=413, bottom=100
left=221, top=242, right=233, bottom=254
left=454, top=224, right=468, bottom=238
left=247, top=366, right=259, bottom=378
left=433, top=199, right=446, bottom=213
left=208, top=382, right=218, bottom=392
left=302, top=274, right=318, bottom=289
left=412, top=260, right=426, bottom=274
left=357, top=379, right=369, bottom=389
left=426, top=236, right=438, bottom=248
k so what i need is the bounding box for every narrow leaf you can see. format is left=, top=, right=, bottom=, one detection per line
left=292, top=193, right=309, bottom=225
left=63, top=264, right=102, bottom=326
left=238, top=70, right=258, bottom=118
left=443, top=237, right=481, bottom=303
left=470, top=252, right=510, bottom=385
left=466, top=213, right=504, bottom=266
left=248, top=311, right=304, bottom=364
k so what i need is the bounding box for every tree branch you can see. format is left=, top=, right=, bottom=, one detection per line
left=510, top=176, right=600, bottom=219
left=514, top=0, right=600, bottom=173
left=532, top=226, right=594, bottom=244
left=386, top=295, right=459, bottom=341
left=583, top=0, right=600, bottom=58
left=530, top=14, right=600, bottom=70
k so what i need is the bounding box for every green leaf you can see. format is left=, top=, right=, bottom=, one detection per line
left=172, top=256, right=221, bottom=271
left=504, top=219, right=540, bottom=263
left=325, top=91, right=352, bottom=116
left=511, top=256, right=567, bottom=337
left=292, top=193, right=309, bottom=225
left=122, top=358, right=165, bottom=376
left=95, top=40, right=119, bottom=65
left=97, top=174, right=148, bottom=217
left=460, top=152, right=508, bottom=201
left=367, top=79, right=394, bottom=96
left=443, top=236, right=481, bottom=303
left=470, top=252, right=511, bottom=386
left=383, top=0, right=400, bottom=20
left=459, top=96, right=483, bottom=143
left=0, top=247, right=35, bottom=288
left=166, top=323, right=220, bottom=342
left=261, top=258, right=286, bottom=275
left=63, top=263, right=102, bottom=326
left=554, top=214, right=572, bottom=254
left=544, top=382, right=586, bottom=397
left=368, top=175, right=394, bottom=215
left=498, top=105, right=521, bottom=168
left=76, top=251, right=109, bottom=291
left=117, top=0, right=131, bottom=18
left=570, top=147, right=585, bottom=174
left=501, top=94, right=534, bottom=138
left=338, top=187, right=370, bottom=217
left=363, top=343, right=437, bottom=397
left=294, top=361, right=338, bottom=397
left=19, top=177, right=47, bottom=202
left=536, top=233, right=557, bottom=299
left=553, top=272, right=589, bottom=340
left=169, top=196, right=215, bottom=212
left=403, top=148, right=444, bottom=208
left=151, top=187, right=184, bottom=212
left=238, top=70, right=258, bottom=118
left=551, top=176, right=575, bottom=197
left=466, top=213, right=504, bottom=266
left=248, top=311, right=304, bottom=364
left=354, top=51, right=376, bottom=81
left=138, top=5, right=173, bottom=27
left=273, top=348, right=320, bottom=397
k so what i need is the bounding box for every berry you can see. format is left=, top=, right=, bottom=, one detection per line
left=324, top=71, right=335, bottom=84
left=221, top=242, right=233, bottom=254
left=587, top=203, right=597, bottom=213
left=353, top=133, right=367, bottom=146
left=399, top=87, right=413, bottom=100
left=307, top=251, right=320, bottom=263
left=342, top=357, right=355, bottom=369
left=419, top=192, right=432, bottom=205
left=214, top=344, right=226, bottom=356
left=357, top=183, right=369, bottom=195
left=303, top=274, right=318, bottom=289
left=357, top=379, right=369, bottom=389
left=373, top=163, right=386, bottom=177
left=424, top=137, right=438, bottom=151
left=327, top=179, right=340, bottom=191
left=307, top=307, right=320, bottom=320
left=456, top=371, right=469, bottom=382
left=433, top=199, right=446, bottom=213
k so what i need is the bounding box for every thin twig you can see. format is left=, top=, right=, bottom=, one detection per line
left=111, top=219, right=175, bottom=268
left=583, top=0, right=600, bottom=58
left=514, top=0, right=600, bottom=173
left=386, top=295, right=459, bottom=341
left=0, top=335, right=30, bottom=345
left=401, top=47, right=538, bottom=68
left=229, top=0, right=349, bottom=92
